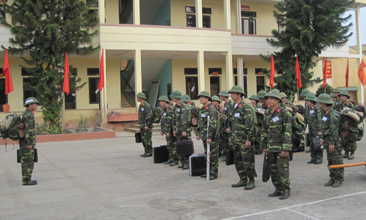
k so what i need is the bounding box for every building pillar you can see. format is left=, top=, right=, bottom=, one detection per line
left=236, top=55, right=244, bottom=88
left=195, top=0, right=203, bottom=28
left=226, top=51, right=234, bottom=89
left=224, top=0, right=231, bottom=30
left=100, top=49, right=108, bottom=126
left=237, top=0, right=242, bottom=34
left=197, top=50, right=205, bottom=93
left=98, top=0, right=105, bottom=24
left=135, top=49, right=143, bottom=109
left=356, top=7, right=364, bottom=105
left=133, top=0, right=140, bottom=25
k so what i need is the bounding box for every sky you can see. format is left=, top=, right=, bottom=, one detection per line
left=344, top=7, right=366, bottom=46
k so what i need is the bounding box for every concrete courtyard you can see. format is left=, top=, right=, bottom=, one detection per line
left=1, top=132, right=366, bottom=220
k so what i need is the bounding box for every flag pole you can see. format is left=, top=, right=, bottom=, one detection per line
left=62, top=92, right=65, bottom=134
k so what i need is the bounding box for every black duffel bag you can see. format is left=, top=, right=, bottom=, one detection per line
left=262, top=154, right=270, bottom=182
left=135, top=132, right=142, bottom=143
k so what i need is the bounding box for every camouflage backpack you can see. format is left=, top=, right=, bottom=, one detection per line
left=151, top=107, right=163, bottom=124
left=339, top=109, right=362, bottom=142
left=1, top=114, right=25, bottom=150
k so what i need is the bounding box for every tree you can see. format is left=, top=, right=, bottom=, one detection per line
left=2, top=0, right=99, bottom=134
left=260, top=0, right=354, bottom=101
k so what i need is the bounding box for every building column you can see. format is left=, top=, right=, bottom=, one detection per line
left=197, top=50, right=205, bottom=93
left=100, top=49, right=108, bottom=126
left=98, top=0, right=105, bottom=24
left=135, top=49, right=143, bottom=109
left=237, top=0, right=242, bottom=34
left=236, top=55, right=244, bottom=88
left=195, top=0, right=203, bottom=28
left=133, top=0, right=140, bottom=25
left=226, top=51, right=234, bottom=89
left=356, top=7, right=364, bottom=105
left=224, top=0, right=231, bottom=30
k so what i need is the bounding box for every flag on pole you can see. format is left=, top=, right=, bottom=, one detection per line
left=98, top=49, right=105, bottom=92
left=270, top=54, right=275, bottom=88
left=63, top=52, right=70, bottom=95
left=345, top=59, right=349, bottom=89
left=358, top=59, right=366, bottom=86
left=322, top=59, right=327, bottom=88
left=295, top=56, right=302, bottom=89
left=3, top=49, right=14, bottom=95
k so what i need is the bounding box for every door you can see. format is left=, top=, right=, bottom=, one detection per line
left=210, top=76, right=220, bottom=96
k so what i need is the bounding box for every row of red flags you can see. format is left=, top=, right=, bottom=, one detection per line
left=269, top=55, right=302, bottom=89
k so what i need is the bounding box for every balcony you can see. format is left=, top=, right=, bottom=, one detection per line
left=231, top=34, right=277, bottom=57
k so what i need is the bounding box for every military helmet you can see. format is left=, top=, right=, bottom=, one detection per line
left=333, top=88, right=342, bottom=93
left=197, top=91, right=211, bottom=101
left=211, top=95, right=221, bottom=102
left=170, top=90, right=183, bottom=99
left=136, top=92, right=146, bottom=100
left=338, top=90, right=350, bottom=98
left=317, top=94, right=333, bottom=105
left=182, top=94, right=191, bottom=102
left=257, top=90, right=268, bottom=99
left=330, top=92, right=336, bottom=98
left=304, top=94, right=316, bottom=102
left=158, top=95, right=170, bottom=103
left=280, top=92, right=287, bottom=98
left=24, top=97, right=39, bottom=107
left=218, top=90, right=230, bottom=97
left=300, top=89, right=309, bottom=97
left=249, top=95, right=259, bottom=101
left=265, top=90, right=281, bottom=100
left=228, top=86, right=245, bottom=95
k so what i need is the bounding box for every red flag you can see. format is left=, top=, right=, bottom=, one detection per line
left=322, top=59, right=327, bottom=88
left=359, top=59, right=366, bottom=86
left=98, top=50, right=105, bottom=91
left=345, top=59, right=349, bottom=89
left=63, top=52, right=70, bottom=95
left=295, top=56, right=302, bottom=89
left=3, top=49, right=14, bottom=95
left=270, top=54, right=275, bottom=88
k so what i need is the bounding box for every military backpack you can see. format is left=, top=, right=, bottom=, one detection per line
left=1, top=114, right=25, bottom=150
left=339, top=109, right=363, bottom=142
left=151, top=107, right=163, bottom=124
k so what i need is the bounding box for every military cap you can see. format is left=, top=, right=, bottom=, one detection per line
left=333, top=88, right=342, bottom=93
left=197, top=91, right=212, bottom=101
left=136, top=92, right=146, bottom=100
left=249, top=95, right=259, bottom=101
left=265, top=90, right=281, bottom=100
left=158, top=96, right=170, bottom=103
left=170, top=90, right=183, bottom=99
left=228, top=86, right=245, bottom=95
left=304, top=94, right=316, bottom=102
left=24, top=97, right=39, bottom=107
left=211, top=95, right=221, bottom=102
left=317, top=94, right=333, bottom=105
left=338, top=90, right=350, bottom=98
left=280, top=92, right=287, bottom=98
left=257, top=90, right=268, bottom=99
left=330, top=92, right=336, bottom=98
left=300, top=89, right=310, bottom=97
left=182, top=94, right=191, bottom=102
left=218, top=90, right=230, bottom=97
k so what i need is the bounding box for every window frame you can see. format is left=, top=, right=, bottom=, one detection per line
left=241, top=11, right=257, bottom=35
left=87, top=68, right=101, bottom=105
left=184, top=68, right=198, bottom=100
left=185, top=6, right=212, bottom=28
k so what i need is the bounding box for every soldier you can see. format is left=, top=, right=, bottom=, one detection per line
left=137, top=92, right=153, bottom=157
left=219, top=90, right=234, bottom=161
left=211, top=95, right=222, bottom=112
left=330, top=93, right=336, bottom=107
left=332, top=88, right=342, bottom=108
left=281, top=92, right=293, bottom=106
left=20, top=97, right=39, bottom=185
left=261, top=90, right=292, bottom=200
left=303, top=94, right=323, bottom=164
left=227, top=86, right=256, bottom=190
left=182, top=94, right=196, bottom=107
left=171, top=90, right=192, bottom=170
left=195, top=91, right=219, bottom=180
left=249, top=95, right=261, bottom=108
left=317, top=94, right=344, bottom=188
left=158, top=96, right=178, bottom=166
left=257, top=90, right=269, bottom=109
left=334, top=91, right=354, bottom=112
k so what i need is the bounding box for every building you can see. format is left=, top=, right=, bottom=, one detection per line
left=0, top=0, right=365, bottom=129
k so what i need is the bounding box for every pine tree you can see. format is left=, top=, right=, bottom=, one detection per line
left=260, top=0, right=354, bottom=101
left=2, top=0, right=99, bottom=134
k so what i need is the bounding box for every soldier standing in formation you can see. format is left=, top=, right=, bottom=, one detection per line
left=249, top=95, right=261, bottom=108
left=281, top=92, right=293, bottom=106
left=228, top=86, right=256, bottom=190
left=20, top=97, right=39, bottom=186
left=137, top=92, right=153, bottom=157
left=195, top=91, right=219, bottom=180
left=211, top=95, right=222, bottom=113
left=261, top=90, right=292, bottom=200
left=158, top=96, right=178, bottom=166
left=317, top=94, right=344, bottom=188
left=332, top=88, right=342, bottom=107
left=219, top=90, right=234, bottom=161
left=257, top=90, right=269, bottom=109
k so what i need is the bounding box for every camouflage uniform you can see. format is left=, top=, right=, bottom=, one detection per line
left=19, top=109, right=36, bottom=184
left=220, top=100, right=234, bottom=156
left=138, top=101, right=153, bottom=156
left=261, top=106, right=292, bottom=195
left=161, top=105, right=177, bottom=163
left=303, top=105, right=323, bottom=163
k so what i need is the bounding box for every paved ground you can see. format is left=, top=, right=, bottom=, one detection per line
left=1, top=132, right=366, bottom=220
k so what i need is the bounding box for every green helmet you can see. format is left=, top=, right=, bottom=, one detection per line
left=280, top=92, right=287, bottom=98
left=265, top=90, right=281, bottom=100
left=218, top=90, right=230, bottom=97
left=300, top=89, right=309, bottom=97
left=317, top=94, right=333, bottom=105
left=333, top=88, right=342, bottom=93
left=182, top=94, right=191, bottom=102
left=170, top=90, right=183, bottom=99
left=257, top=90, right=267, bottom=99
left=158, top=95, right=169, bottom=103
left=211, top=95, right=221, bottom=102
left=136, top=92, right=146, bottom=100
left=228, top=86, right=245, bottom=95
left=24, top=97, right=39, bottom=107
left=249, top=95, right=259, bottom=101
left=304, top=94, right=316, bottom=102
left=197, top=91, right=211, bottom=101
left=330, top=92, right=335, bottom=98
left=338, top=90, right=350, bottom=98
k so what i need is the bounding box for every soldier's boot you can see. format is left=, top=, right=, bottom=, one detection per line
left=231, top=179, right=247, bottom=187
left=142, top=154, right=152, bottom=157
left=348, top=152, right=355, bottom=160
left=140, top=153, right=147, bottom=157
left=314, top=161, right=322, bottom=165
left=332, top=180, right=342, bottom=188
left=268, top=190, right=282, bottom=197
left=279, top=192, right=290, bottom=200
left=342, top=152, right=349, bottom=158
left=169, top=160, right=179, bottom=166
left=23, top=180, right=37, bottom=186
left=164, top=159, right=173, bottom=164
left=324, top=179, right=334, bottom=187
left=244, top=179, right=255, bottom=190
left=209, top=175, right=217, bottom=180
left=201, top=173, right=206, bottom=178
left=307, top=159, right=315, bottom=164
left=182, top=163, right=189, bottom=170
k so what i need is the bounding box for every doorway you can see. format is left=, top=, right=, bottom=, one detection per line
left=210, top=76, right=220, bottom=96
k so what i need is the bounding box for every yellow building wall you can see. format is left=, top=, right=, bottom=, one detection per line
left=105, top=0, right=119, bottom=24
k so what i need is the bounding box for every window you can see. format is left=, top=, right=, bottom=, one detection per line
left=23, top=78, right=37, bottom=104
left=241, top=11, right=256, bottom=35
left=65, top=69, right=77, bottom=109
left=88, top=68, right=100, bottom=104
left=256, top=76, right=265, bottom=93
left=0, top=68, right=7, bottom=111
left=186, top=6, right=211, bottom=28
left=255, top=68, right=264, bottom=75
left=233, top=68, right=248, bottom=98
left=209, top=68, right=222, bottom=75
left=184, top=68, right=198, bottom=100
left=86, top=0, right=98, bottom=7
left=0, top=0, right=5, bottom=24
